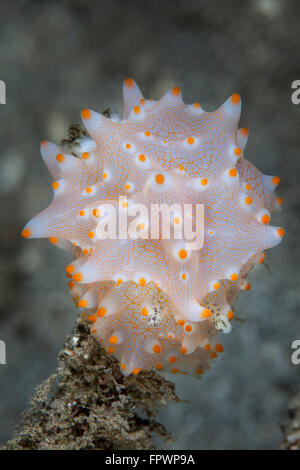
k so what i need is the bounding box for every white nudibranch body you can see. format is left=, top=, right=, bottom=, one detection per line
left=22, top=79, right=284, bottom=377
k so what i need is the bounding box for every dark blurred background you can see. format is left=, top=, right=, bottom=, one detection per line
left=0, top=0, right=299, bottom=450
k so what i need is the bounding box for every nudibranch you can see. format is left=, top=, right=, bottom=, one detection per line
left=22, top=78, right=284, bottom=377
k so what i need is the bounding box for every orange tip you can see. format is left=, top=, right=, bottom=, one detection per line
left=277, top=197, right=283, bottom=206
left=124, top=77, right=134, bottom=88
left=56, top=153, right=65, bottom=163
left=73, top=272, right=83, bottom=282
left=172, top=86, right=181, bottom=97
left=97, top=307, right=107, bottom=317
left=201, top=308, right=212, bottom=318
left=132, top=368, right=141, bottom=375
left=109, top=335, right=118, bottom=344
left=227, top=310, right=234, bottom=321
left=261, top=214, right=270, bottom=224
left=215, top=343, right=224, bottom=353
left=65, top=264, right=75, bottom=274
left=272, top=176, right=280, bottom=185
left=92, top=208, right=100, bottom=217
left=87, top=314, right=96, bottom=323
left=240, top=127, right=249, bottom=136
left=141, top=307, right=148, bottom=316
left=81, top=109, right=91, bottom=120
left=21, top=228, right=31, bottom=238
left=231, top=93, right=240, bottom=104
left=277, top=228, right=285, bottom=237
left=155, top=174, right=165, bottom=184
left=178, top=249, right=188, bottom=260
left=169, top=356, right=177, bottom=363
left=78, top=299, right=88, bottom=308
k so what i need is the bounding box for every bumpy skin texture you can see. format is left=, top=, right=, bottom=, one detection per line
left=22, top=79, right=284, bottom=377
